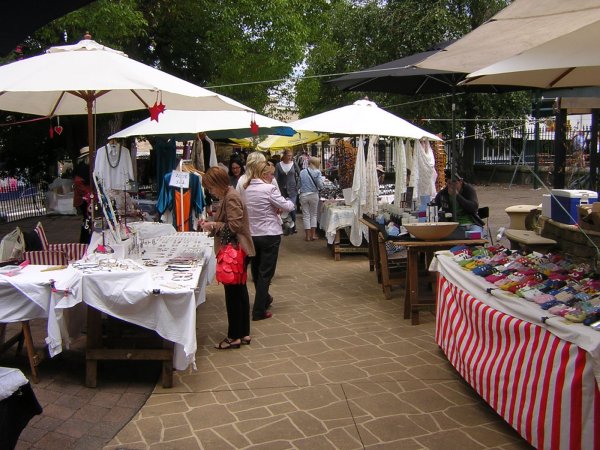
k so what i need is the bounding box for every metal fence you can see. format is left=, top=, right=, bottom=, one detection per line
left=315, top=124, right=593, bottom=172
left=0, top=181, right=47, bottom=223
left=472, top=124, right=591, bottom=167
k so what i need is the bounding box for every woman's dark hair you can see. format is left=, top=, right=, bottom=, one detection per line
left=229, top=157, right=245, bottom=176
left=203, top=167, right=230, bottom=192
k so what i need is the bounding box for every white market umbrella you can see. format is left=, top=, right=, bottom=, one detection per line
left=418, top=0, right=600, bottom=75
left=0, top=37, right=252, bottom=166
left=110, top=110, right=294, bottom=140
left=462, top=20, right=600, bottom=89
left=288, top=99, right=441, bottom=141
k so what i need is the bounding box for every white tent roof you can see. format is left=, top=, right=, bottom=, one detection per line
left=288, top=100, right=441, bottom=141
left=463, top=20, right=600, bottom=89
left=418, top=0, right=600, bottom=74
left=110, top=110, right=294, bottom=139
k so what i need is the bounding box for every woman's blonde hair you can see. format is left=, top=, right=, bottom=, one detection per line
left=309, top=157, right=321, bottom=169
left=245, top=151, right=266, bottom=172
left=244, top=161, right=274, bottom=188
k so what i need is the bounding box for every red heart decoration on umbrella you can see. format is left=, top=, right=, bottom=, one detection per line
left=54, top=125, right=63, bottom=135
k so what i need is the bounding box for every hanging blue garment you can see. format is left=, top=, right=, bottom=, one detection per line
left=153, top=138, right=177, bottom=196
left=157, top=171, right=205, bottom=229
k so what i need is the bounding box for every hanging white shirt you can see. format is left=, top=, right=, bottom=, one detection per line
left=94, top=143, right=134, bottom=191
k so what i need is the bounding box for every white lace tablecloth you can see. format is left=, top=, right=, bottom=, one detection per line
left=319, top=204, right=356, bottom=244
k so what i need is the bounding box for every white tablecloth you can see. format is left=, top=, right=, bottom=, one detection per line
left=3, top=232, right=215, bottom=371
left=0, top=367, right=28, bottom=401
left=319, top=204, right=356, bottom=244
left=0, top=264, right=76, bottom=357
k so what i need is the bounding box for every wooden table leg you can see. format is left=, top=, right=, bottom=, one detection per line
left=333, top=230, right=341, bottom=261
left=379, top=238, right=392, bottom=299
left=162, top=340, right=174, bottom=388
left=21, top=321, right=39, bottom=384
left=85, top=306, right=102, bottom=388
left=367, top=228, right=377, bottom=272
left=407, top=249, right=421, bottom=325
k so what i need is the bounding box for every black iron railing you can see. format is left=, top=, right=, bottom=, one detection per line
left=0, top=181, right=47, bottom=223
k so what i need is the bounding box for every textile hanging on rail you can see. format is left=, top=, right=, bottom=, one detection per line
left=153, top=138, right=178, bottom=196
left=190, top=134, right=217, bottom=172
left=335, top=139, right=356, bottom=189
left=416, top=139, right=438, bottom=199
left=93, top=141, right=134, bottom=191
left=157, top=170, right=204, bottom=231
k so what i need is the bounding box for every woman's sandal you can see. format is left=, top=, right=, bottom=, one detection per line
left=215, top=338, right=241, bottom=349
left=241, top=336, right=252, bottom=345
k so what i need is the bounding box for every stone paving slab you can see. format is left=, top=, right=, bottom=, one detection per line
left=0, top=185, right=541, bottom=449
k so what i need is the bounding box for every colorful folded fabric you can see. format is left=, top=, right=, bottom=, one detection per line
left=548, top=304, right=569, bottom=315
left=532, top=294, right=555, bottom=304
left=564, top=310, right=587, bottom=323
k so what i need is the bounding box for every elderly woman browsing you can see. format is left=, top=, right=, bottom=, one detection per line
left=201, top=167, right=255, bottom=349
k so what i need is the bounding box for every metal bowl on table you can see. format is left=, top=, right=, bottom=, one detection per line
left=403, top=222, right=459, bottom=240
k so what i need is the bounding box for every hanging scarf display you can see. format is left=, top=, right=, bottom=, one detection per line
left=335, top=139, right=357, bottom=189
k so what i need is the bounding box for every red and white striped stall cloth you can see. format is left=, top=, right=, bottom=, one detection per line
left=436, top=274, right=600, bottom=450
left=23, top=244, right=88, bottom=265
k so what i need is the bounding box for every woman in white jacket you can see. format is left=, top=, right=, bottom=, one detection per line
left=244, top=161, right=295, bottom=321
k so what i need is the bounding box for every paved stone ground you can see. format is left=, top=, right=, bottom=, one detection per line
left=0, top=184, right=542, bottom=449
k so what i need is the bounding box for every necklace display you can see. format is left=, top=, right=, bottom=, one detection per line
left=106, top=143, right=122, bottom=169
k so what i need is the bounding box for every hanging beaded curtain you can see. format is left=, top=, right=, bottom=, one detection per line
left=335, top=139, right=357, bottom=189
left=433, top=139, right=447, bottom=191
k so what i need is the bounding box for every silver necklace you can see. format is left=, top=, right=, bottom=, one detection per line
left=106, top=143, right=122, bottom=169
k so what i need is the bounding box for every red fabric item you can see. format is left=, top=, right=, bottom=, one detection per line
left=215, top=243, right=247, bottom=285
left=174, top=190, right=191, bottom=231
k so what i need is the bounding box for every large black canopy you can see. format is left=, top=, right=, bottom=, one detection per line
left=329, top=42, right=517, bottom=95
left=1, top=1, right=96, bottom=56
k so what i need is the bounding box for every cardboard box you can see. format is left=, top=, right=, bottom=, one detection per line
left=551, top=189, right=598, bottom=225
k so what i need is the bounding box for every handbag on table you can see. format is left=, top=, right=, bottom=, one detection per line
left=215, top=224, right=247, bottom=285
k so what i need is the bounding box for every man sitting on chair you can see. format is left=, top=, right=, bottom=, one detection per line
left=434, top=169, right=484, bottom=239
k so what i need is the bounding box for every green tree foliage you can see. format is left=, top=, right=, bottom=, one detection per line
left=0, top=0, right=321, bottom=177
left=295, top=0, right=531, bottom=178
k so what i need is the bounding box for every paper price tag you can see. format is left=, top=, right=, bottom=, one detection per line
left=169, top=170, right=190, bottom=189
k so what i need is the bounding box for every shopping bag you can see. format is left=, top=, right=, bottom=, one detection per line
left=215, top=243, right=247, bottom=285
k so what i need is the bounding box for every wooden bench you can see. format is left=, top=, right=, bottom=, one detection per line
left=377, top=235, right=407, bottom=299
left=359, top=217, right=407, bottom=297
left=505, top=229, right=557, bottom=253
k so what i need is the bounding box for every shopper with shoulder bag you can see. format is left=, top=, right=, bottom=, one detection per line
left=298, top=157, right=324, bottom=241
left=275, top=149, right=300, bottom=234
left=201, top=167, right=255, bottom=350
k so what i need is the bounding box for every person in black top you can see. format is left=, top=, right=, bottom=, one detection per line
left=434, top=169, right=483, bottom=238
